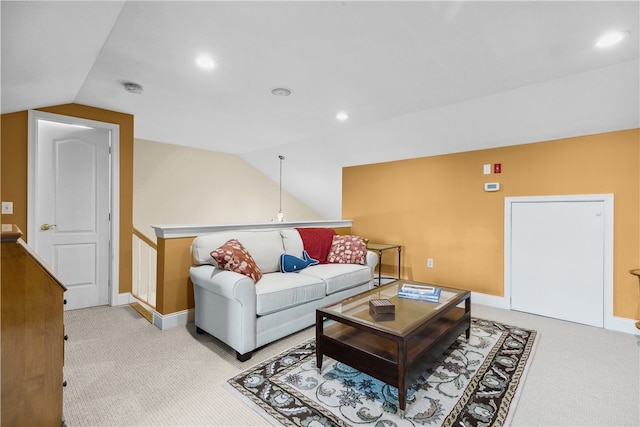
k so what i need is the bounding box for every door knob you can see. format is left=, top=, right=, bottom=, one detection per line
left=40, top=223, right=57, bottom=231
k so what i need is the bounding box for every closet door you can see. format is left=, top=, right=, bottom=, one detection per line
left=510, top=200, right=605, bottom=327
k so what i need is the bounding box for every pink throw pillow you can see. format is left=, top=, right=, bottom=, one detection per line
left=326, top=235, right=367, bottom=265
left=210, top=239, right=263, bottom=282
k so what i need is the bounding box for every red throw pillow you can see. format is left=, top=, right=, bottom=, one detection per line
left=326, top=235, right=367, bottom=265
left=296, top=228, right=336, bottom=264
left=210, top=239, right=263, bottom=282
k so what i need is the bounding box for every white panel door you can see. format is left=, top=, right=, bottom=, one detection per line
left=510, top=200, right=605, bottom=327
left=34, top=119, right=111, bottom=310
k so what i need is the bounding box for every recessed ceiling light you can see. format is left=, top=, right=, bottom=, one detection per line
left=595, top=31, right=630, bottom=48
left=336, top=111, right=350, bottom=121
left=195, top=54, right=216, bottom=70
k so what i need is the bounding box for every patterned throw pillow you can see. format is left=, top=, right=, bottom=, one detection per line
left=210, top=239, right=263, bottom=282
left=326, top=235, right=367, bottom=265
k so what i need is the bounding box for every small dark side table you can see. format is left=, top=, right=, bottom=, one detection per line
left=368, top=243, right=401, bottom=286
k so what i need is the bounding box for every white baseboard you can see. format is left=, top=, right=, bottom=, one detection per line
left=471, top=291, right=639, bottom=336
left=471, top=291, right=510, bottom=309
left=152, top=308, right=195, bottom=330
left=139, top=291, right=639, bottom=335
left=609, top=316, right=640, bottom=335
left=115, top=293, right=196, bottom=331
left=112, top=292, right=133, bottom=306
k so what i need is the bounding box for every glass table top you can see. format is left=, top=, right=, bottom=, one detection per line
left=319, top=280, right=469, bottom=335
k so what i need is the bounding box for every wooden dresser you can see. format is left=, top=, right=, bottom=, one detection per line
left=1, top=225, right=67, bottom=426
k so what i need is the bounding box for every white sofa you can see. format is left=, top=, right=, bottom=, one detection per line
left=189, top=228, right=378, bottom=361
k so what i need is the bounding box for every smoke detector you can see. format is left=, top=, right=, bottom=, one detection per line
left=124, top=82, right=143, bottom=94
left=271, top=87, right=292, bottom=96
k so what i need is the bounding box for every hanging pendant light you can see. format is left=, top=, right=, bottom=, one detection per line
left=272, top=155, right=286, bottom=222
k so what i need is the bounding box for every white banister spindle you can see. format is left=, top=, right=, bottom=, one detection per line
left=131, top=231, right=157, bottom=309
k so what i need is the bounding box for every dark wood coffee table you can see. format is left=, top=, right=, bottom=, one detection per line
left=316, top=280, right=471, bottom=416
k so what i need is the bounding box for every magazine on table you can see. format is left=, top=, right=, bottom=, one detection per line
left=398, top=291, right=440, bottom=302
left=398, top=283, right=441, bottom=302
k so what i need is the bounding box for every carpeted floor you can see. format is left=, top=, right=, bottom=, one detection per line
left=227, top=318, right=537, bottom=426
left=62, top=304, right=640, bottom=426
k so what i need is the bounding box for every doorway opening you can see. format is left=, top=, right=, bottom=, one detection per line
left=28, top=110, right=120, bottom=310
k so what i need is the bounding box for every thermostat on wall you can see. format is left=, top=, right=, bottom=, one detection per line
left=484, top=182, right=500, bottom=192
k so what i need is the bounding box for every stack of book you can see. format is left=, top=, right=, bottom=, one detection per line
left=398, top=283, right=441, bottom=302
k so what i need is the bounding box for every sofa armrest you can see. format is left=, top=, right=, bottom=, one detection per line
left=365, top=250, right=378, bottom=269
left=190, top=265, right=257, bottom=356
left=190, top=265, right=255, bottom=302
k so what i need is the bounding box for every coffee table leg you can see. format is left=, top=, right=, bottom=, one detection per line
left=465, top=297, right=471, bottom=340
left=398, top=343, right=406, bottom=418
left=316, top=312, right=323, bottom=372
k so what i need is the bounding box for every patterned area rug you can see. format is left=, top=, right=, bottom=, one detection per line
left=227, top=318, right=537, bottom=426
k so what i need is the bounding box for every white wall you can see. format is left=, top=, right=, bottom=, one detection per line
left=133, top=139, right=323, bottom=241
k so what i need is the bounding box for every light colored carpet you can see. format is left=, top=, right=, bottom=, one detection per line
left=63, top=304, right=639, bottom=426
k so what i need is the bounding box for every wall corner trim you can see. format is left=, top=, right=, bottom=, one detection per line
left=152, top=308, right=195, bottom=330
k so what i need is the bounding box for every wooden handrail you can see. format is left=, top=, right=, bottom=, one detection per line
left=1, top=224, right=23, bottom=242
left=133, top=227, right=157, bottom=250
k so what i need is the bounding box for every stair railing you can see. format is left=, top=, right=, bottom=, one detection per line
left=132, top=227, right=157, bottom=308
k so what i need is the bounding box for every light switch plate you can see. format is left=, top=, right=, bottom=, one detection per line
left=483, top=164, right=491, bottom=175
left=2, top=202, right=13, bottom=214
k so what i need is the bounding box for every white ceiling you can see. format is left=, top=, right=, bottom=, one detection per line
left=2, top=1, right=639, bottom=218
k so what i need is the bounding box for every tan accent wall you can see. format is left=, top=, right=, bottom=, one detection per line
left=333, top=227, right=351, bottom=236
left=1, top=111, right=29, bottom=236
left=156, top=237, right=195, bottom=315
left=1, top=104, right=134, bottom=294
left=343, top=129, right=640, bottom=320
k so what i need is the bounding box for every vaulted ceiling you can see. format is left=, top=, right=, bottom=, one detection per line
left=2, top=1, right=639, bottom=218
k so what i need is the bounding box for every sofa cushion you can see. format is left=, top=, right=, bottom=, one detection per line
left=192, top=230, right=284, bottom=273
left=326, top=235, right=367, bottom=265
left=255, top=272, right=326, bottom=316
left=210, top=239, right=263, bottom=282
left=281, top=229, right=305, bottom=257
left=296, top=227, right=336, bottom=263
left=300, top=263, right=372, bottom=295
